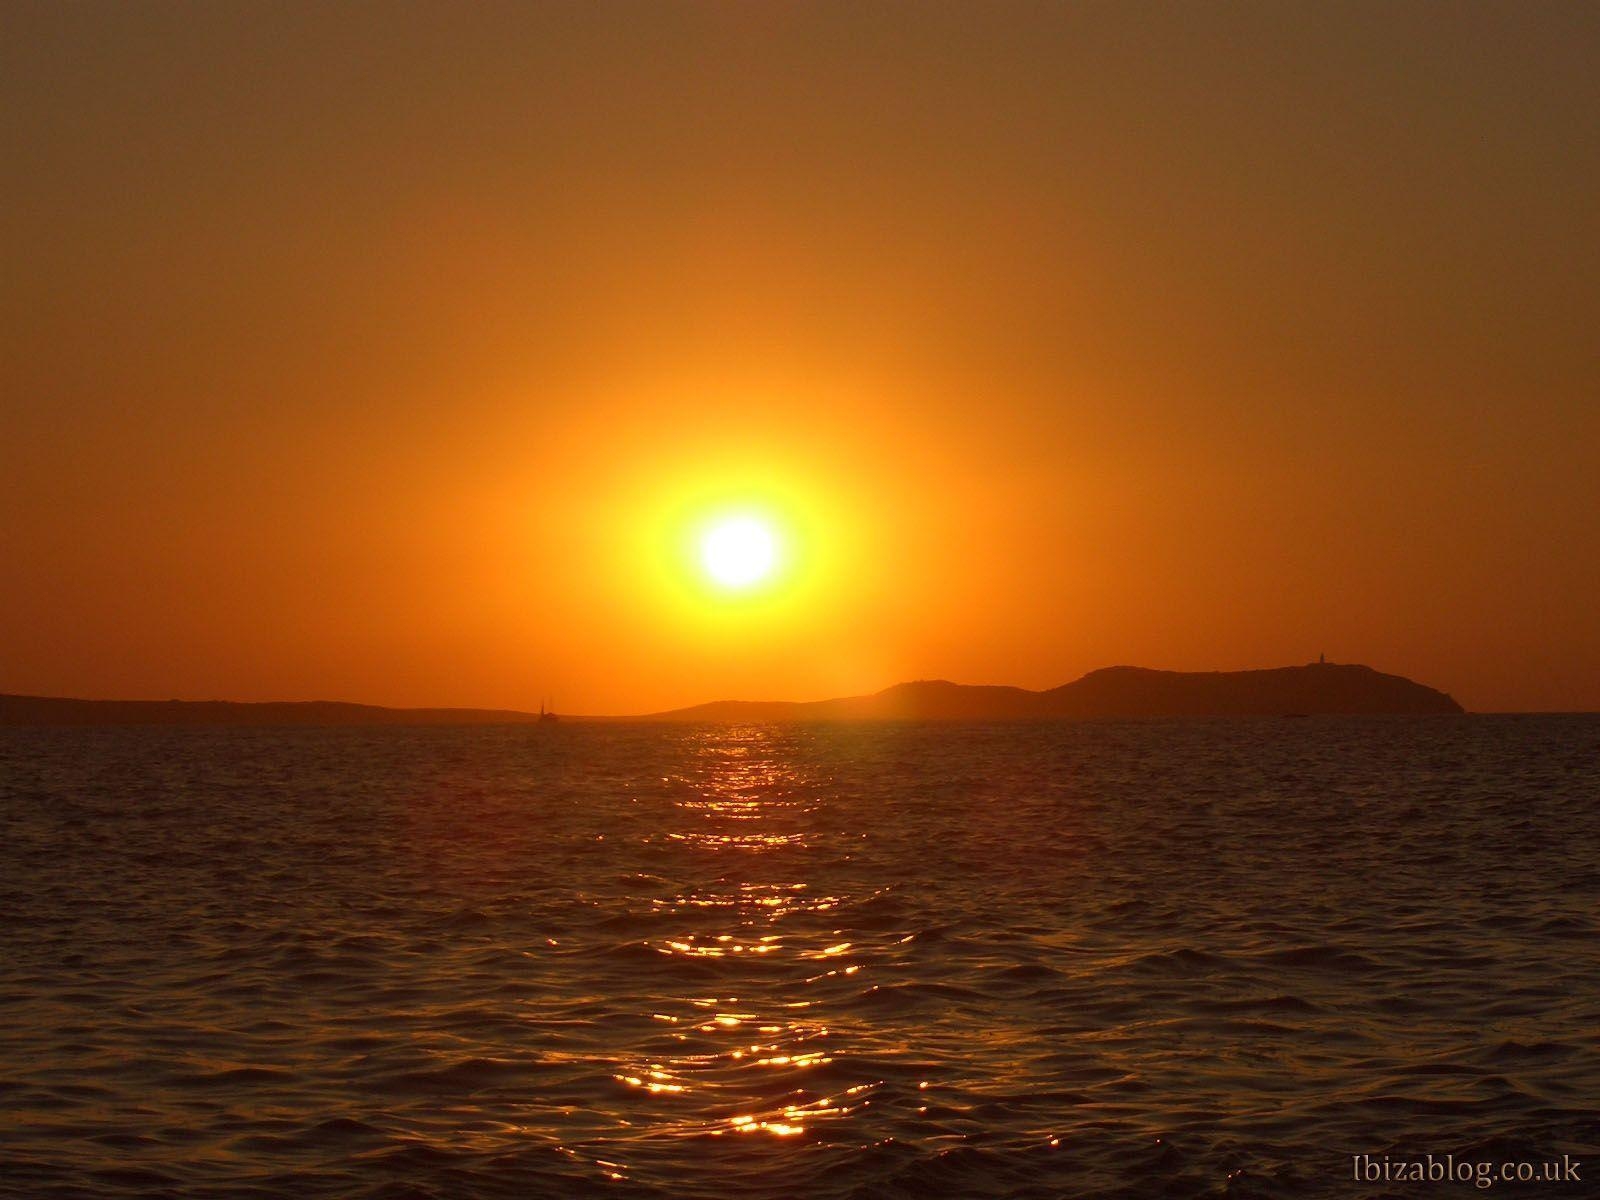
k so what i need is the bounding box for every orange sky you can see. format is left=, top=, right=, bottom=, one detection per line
left=3, top=3, right=1597, bottom=714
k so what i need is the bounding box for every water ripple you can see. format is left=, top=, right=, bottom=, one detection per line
left=2, top=716, right=1598, bottom=1197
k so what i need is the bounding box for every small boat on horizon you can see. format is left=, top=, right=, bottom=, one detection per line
left=538, top=700, right=559, bottom=723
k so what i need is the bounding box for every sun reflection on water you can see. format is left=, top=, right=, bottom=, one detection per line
left=597, top=725, right=883, bottom=1173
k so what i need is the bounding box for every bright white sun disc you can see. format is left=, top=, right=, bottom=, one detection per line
left=700, top=516, right=778, bottom=588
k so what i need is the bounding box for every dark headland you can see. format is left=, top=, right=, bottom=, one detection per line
left=644, top=663, right=1463, bottom=721
left=1, top=663, right=1462, bottom=726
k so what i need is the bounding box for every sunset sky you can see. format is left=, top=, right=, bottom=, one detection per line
left=3, top=2, right=1597, bottom=715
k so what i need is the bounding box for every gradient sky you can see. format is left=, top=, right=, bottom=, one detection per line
left=3, top=2, right=1597, bottom=714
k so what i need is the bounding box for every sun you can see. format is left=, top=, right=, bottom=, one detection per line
left=699, top=514, right=779, bottom=590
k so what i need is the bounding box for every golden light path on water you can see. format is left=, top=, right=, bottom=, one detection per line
left=575, top=726, right=901, bottom=1180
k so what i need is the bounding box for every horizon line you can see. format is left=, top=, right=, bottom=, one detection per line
left=5, top=661, right=1578, bottom=719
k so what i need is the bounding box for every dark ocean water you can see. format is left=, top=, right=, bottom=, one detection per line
left=2, top=717, right=1597, bottom=1199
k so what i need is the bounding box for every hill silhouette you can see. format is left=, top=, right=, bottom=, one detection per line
left=646, top=663, right=1463, bottom=721
left=1, top=663, right=1463, bottom=726
left=0, top=695, right=545, bottom=727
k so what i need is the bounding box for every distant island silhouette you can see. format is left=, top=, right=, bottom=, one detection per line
left=1, top=663, right=1462, bottom=726
left=0, top=697, right=544, bottom=727
left=644, top=663, right=1462, bottom=721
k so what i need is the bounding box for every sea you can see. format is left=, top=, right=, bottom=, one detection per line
left=2, top=716, right=1597, bottom=1199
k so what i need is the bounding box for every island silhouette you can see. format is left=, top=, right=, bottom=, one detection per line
left=643, top=662, right=1461, bottom=720
left=1, top=662, right=1462, bottom=725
